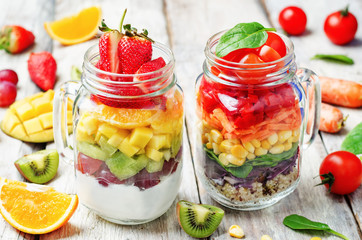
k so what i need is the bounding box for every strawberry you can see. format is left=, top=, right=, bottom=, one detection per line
left=97, top=20, right=123, bottom=73
left=27, top=52, right=57, bottom=91
left=0, top=25, right=35, bottom=54
left=135, top=57, right=166, bottom=93
left=136, top=57, right=166, bottom=77
left=118, top=23, right=153, bottom=74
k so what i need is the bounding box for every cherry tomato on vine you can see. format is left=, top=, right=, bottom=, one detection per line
left=278, top=6, right=307, bottom=35
left=319, top=151, right=362, bottom=195
left=324, top=6, right=358, bottom=45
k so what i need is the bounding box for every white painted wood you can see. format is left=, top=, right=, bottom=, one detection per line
left=264, top=0, right=362, bottom=238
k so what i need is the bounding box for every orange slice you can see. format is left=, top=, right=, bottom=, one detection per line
left=44, top=6, right=101, bottom=45
left=93, top=104, right=157, bottom=129
left=0, top=177, right=78, bottom=234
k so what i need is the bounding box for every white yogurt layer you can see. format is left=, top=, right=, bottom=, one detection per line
left=76, top=163, right=182, bottom=223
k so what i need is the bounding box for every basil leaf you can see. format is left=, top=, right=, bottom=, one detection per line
left=215, top=22, right=275, bottom=57
left=283, top=214, right=350, bottom=240
left=311, top=54, right=354, bottom=65
left=283, top=214, right=331, bottom=230
left=341, top=122, right=362, bottom=155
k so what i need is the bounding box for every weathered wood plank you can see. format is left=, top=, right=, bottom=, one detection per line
left=0, top=0, right=54, bottom=239
left=264, top=0, right=362, bottom=237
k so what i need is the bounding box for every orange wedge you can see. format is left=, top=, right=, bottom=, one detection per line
left=44, top=6, right=101, bottom=45
left=0, top=177, right=78, bottom=234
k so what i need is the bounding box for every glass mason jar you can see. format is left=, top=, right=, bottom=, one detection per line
left=54, top=42, right=184, bottom=224
left=195, top=31, right=320, bottom=210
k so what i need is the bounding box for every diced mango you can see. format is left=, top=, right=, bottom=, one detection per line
left=82, top=115, right=98, bottom=135
left=147, top=134, right=168, bottom=150
left=98, top=123, right=118, bottom=138
left=28, top=128, right=56, bottom=143
left=38, top=112, right=53, bottom=129
left=146, top=147, right=164, bottom=162
left=10, top=124, right=27, bottom=138
left=118, top=137, right=140, bottom=157
left=129, top=127, right=153, bottom=148
left=23, top=118, right=43, bottom=135
left=76, top=126, right=95, bottom=144
left=14, top=102, right=35, bottom=122
left=31, top=97, right=52, bottom=115
left=2, top=109, right=20, bottom=132
left=67, top=110, right=73, bottom=123
left=107, top=129, right=129, bottom=147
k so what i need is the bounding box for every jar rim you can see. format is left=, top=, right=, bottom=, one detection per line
left=204, top=30, right=295, bottom=70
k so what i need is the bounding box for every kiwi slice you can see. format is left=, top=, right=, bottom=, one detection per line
left=98, top=136, right=117, bottom=157
left=14, top=149, right=59, bottom=184
left=176, top=200, right=224, bottom=238
left=171, top=133, right=182, bottom=158
left=106, top=152, right=148, bottom=180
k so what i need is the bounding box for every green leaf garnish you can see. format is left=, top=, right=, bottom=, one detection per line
left=215, top=22, right=275, bottom=58
left=311, top=54, right=354, bottom=65
left=283, top=214, right=350, bottom=240
left=204, top=142, right=298, bottom=178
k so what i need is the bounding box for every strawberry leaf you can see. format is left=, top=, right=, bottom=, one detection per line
left=215, top=22, right=275, bottom=57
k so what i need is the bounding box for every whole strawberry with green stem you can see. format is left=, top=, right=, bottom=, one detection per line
left=0, top=25, right=35, bottom=54
left=118, top=15, right=154, bottom=74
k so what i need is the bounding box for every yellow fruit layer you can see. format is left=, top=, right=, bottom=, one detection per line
left=200, top=121, right=300, bottom=167
left=0, top=90, right=73, bottom=143
left=76, top=92, right=183, bottom=161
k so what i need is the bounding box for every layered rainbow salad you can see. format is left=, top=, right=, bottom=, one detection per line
left=75, top=89, right=183, bottom=221
left=196, top=76, right=302, bottom=203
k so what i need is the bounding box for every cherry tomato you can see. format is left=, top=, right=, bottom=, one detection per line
left=257, top=45, right=281, bottom=62
left=263, top=32, right=287, bottom=57
left=278, top=6, right=307, bottom=35
left=239, top=53, right=264, bottom=64
left=324, top=6, right=358, bottom=45
left=319, top=151, right=362, bottom=195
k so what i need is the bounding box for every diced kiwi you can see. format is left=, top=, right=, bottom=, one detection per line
left=98, top=135, right=117, bottom=157
left=105, top=152, right=148, bottom=180
left=14, top=149, right=59, bottom=184
left=171, top=133, right=182, bottom=158
left=77, top=141, right=108, bottom=161
left=146, top=158, right=165, bottom=173
left=176, top=200, right=224, bottom=238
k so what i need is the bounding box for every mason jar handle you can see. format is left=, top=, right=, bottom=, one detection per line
left=297, top=68, right=321, bottom=149
left=53, top=81, right=81, bottom=164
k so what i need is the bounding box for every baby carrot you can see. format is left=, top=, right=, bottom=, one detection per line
left=319, top=76, right=362, bottom=108
left=319, top=103, right=345, bottom=133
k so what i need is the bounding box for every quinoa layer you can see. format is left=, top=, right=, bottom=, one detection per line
left=212, top=167, right=298, bottom=202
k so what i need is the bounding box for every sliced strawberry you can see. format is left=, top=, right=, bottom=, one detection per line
left=135, top=57, right=166, bottom=93
left=97, top=20, right=123, bottom=73
left=27, top=51, right=57, bottom=91
left=0, top=25, right=35, bottom=54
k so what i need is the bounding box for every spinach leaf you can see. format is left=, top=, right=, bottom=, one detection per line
left=311, top=54, right=354, bottom=65
left=283, top=214, right=350, bottom=240
left=341, top=122, right=362, bottom=155
left=215, top=22, right=275, bottom=57
left=203, top=142, right=298, bottom=178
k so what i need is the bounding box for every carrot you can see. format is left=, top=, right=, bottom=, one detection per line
left=319, top=103, right=346, bottom=133
left=320, top=76, right=362, bottom=108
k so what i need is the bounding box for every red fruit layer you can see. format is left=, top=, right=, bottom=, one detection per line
left=77, top=150, right=181, bottom=190
left=198, top=76, right=301, bottom=137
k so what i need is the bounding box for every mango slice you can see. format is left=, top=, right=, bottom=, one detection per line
left=1, top=90, right=73, bottom=143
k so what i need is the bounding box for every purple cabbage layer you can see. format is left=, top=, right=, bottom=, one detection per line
left=204, top=148, right=299, bottom=189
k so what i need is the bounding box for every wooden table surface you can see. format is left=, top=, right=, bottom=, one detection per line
left=1, top=0, right=361, bottom=239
